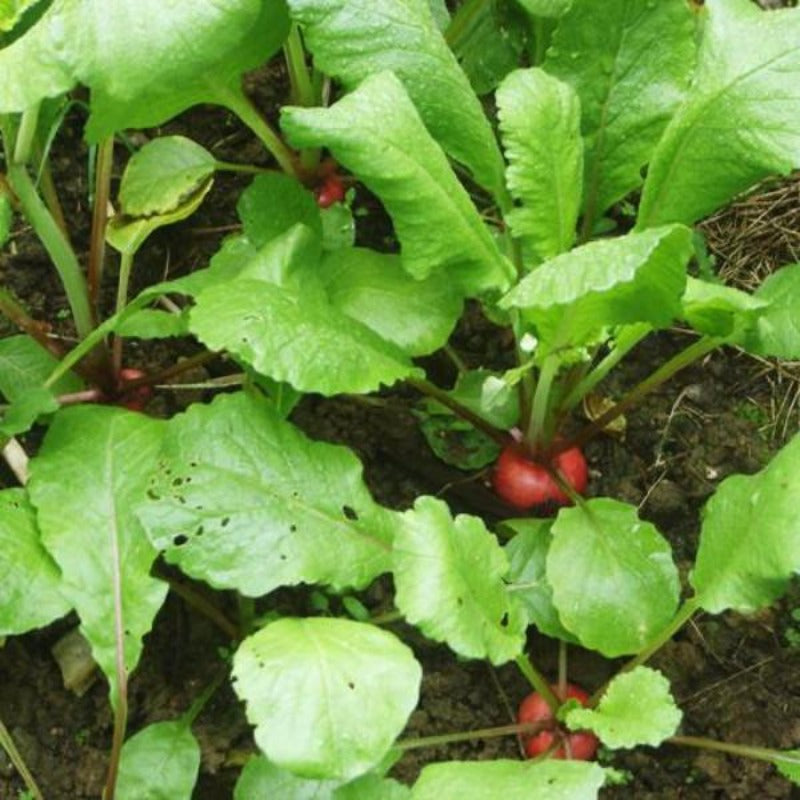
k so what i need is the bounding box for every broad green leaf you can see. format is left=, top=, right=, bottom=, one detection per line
left=106, top=178, right=213, bottom=256
left=320, top=202, right=356, bottom=251
left=417, top=403, right=499, bottom=470
left=189, top=277, right=418, bottom=395
left=0, top=488, right=70, bottom=636
left=0, top=334, right=82, bottom=400
left=411, top=759, right=606, bottom=799
left=744, top=263, right=800, bottom=358
left=681, top=277, right=767, bottom=338
left=448, top=0, right=528, bottom=96
left=638, top=0, right=800, bottom=228
left=27, top=407, right=167, bottom=704
left=237, top=173, right=323, bottom=247
left=427, top=0, right=449, bottom=31
left=500, top=225, right=692, bottom=352
left=393, top=497, right=526, bottom=664
left=234, top=756, right=342, bottom=799
left=116, top=721, right=200, bottom=800
left=232, top=617, right=421, bottom=780
left=136, top=392, right=396, bottom=596
left=319, top=248, right=463, bottom=356
left=234, top=757, right=410, bottom=799
left=497, top=68, right=583, bottom=263
left=114, top=308, right=189, bottom=339
left=775, top=751, right=800, bottom=786
left=0, top=386, right=59, bottom=437
left=548, top=499, right=680, bottom=657
left=336, top=774, right=411, bottom=800
left=282, top=71, right=513, bottom=293
left=0, top=1, right=290, bottom=139
left=287, top=0, right=505, bottom=193
left=503, top=519, right=577, bottom=643
left=515, top=0, right=570, bottom=18
left=566, top=667, right=682, bottom=749
left=692, top=432, right=800, bottom=613
left=545, top=0, right=695, bottom=222
left=118, top=136, right=216, bottom=218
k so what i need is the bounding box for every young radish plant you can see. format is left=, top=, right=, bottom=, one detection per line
left=5, top=0, right=800, bottom=799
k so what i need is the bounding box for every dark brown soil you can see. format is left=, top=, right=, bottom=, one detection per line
left=3, top=60, right=800, bottom=800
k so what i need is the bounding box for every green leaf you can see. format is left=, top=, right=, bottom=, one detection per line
left=692, top=431, right=800, bottom=613
left=638, top=0, right=800, bottom=228
left=114, top=308, right=189, bottom=339
left=411, top=759, right=606, bottom=799
left=118, top=136, right=216, bottom=218
left=500, top=225, right=692, bottom=352
left=189, top=276, right=418, bottom=395
left=417, top=404, right=499, bottom=470
left=335, top=774, right=411, bottom=800
left=775, top=751, right=800, bottom=786
left=0, top=488, right=70, bottom=636
left=515, top=0, right=570, bottom=18
left=116, top=721, right=200, bottom=800
left=744, top=263, right=800, bottom=358
left=497, top=68, right=582, bottom=263
left=237, top=173, right=323, bottom=247
left=234, top=756, right=342, bottom=799
left=0, top=335, right=82, bottom=400
left=286, top=0, right=505, bottom=193
left=232, top=617, right=421, bottom=781
left=319, top=248, right=463, bottom=356
left=681, top=277, right=767, bottom=338
left=548, top=499, right=680, bottom=657
left=106, top=177, right=213, bottom=256
left=0, top=386, right=59, bottom=437
left=393, top=497, right=526, bottom=664
left=0, top=1, right=290, bottom=139
left=136, top=392, right=396, bottom=596
left=545, top=0, right=695, bottom=222
left=27, top=407, right=168, bottom=704
left=282, top=71, right=513, bottom=294
left=449, top=0, right=528, bottom=96
left=503, top=519, right=577, bottom=643
left=565, top=667, right=682, bottom=749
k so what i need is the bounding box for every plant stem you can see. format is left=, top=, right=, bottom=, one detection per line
left=670, top=735, right=800, bottom=769
left=13, top=104, right=39, bottom=165
left=88, top=135, right=114, bottom=308
left=283, top=24, right=317, bottom=108
left=407, top=376, right=509, bottom=446
left=111, top=250, right=135, bottom=374
left=561, top=323, right=651, bottom=412
left=181, top=666, right=229, bottom=727
left=0, top=717, right=44, bottom=800
left=213, top=160, right=269, bottom=175
left=7, top=162, right=94, bottom=339
left=216, top=85, right=300, bottom=178
left=159, top=571, right=240, bottom=641
left=395, top=719, right=550, bottom=753
left=515, top=653, right=561, bottom=714
left=567, top=335, right=723, bottom=454
left=526, top=354, right=559, bottom=448
left=0, top=286, right=62, bottom=354
left=237, top=595, right=256, bottom=638
left=557, top=641, right=567, bottom=697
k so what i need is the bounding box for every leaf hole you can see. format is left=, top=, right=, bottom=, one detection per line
left=500, top=613, right=509, bottom=628
left=290, top=524, right=297, bottom=533
left=195, top=525, right=204, bottom=537
left=221, top=516, right=230, bottom=528
left=456, top=597, right=463, bottom=606
left=146, top=489, right=160, bottom=501
left=347, top=681, right=355, bottom=690
left=172, top=477, right=183, bottom=487
left=173, top=534, right=188, bottom=547
left=279, top=553, right=287, bottom=561
left=342, top=505, right=358, bottom=521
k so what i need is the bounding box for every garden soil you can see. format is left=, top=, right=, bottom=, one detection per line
left=2, top=74, right=800, bottom=800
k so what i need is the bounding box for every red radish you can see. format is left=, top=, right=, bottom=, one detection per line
left=116, top=367, right=153, bottom=412
left=315, top=173, right=346, bottom=208
left=493, top=443, right=587, bottom=511
left=517, top=683, right=599, bottom=760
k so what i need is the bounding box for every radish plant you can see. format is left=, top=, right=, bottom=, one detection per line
left=3, top=0, right=800, bottom=798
